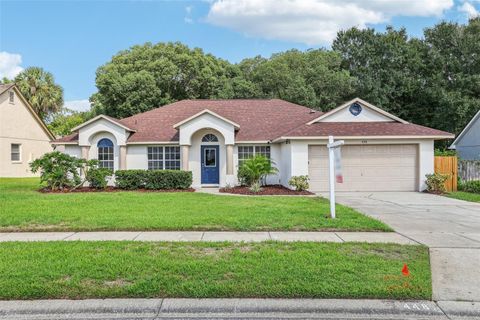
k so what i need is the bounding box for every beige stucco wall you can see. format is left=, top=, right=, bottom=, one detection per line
left=0, top=89, right=52, bottom=177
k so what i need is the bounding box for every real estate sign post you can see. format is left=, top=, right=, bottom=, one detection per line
left=327, top=136, right=344, bottom=219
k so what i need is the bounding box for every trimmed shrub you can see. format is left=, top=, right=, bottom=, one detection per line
left=289, top=175, right=310, bottom=191
left=145, top=170, right=193, bottom=190
left=425, top=173, right=449, bottom=193
left=115, top=170, right=148, bottom=190
left=86, top=168, right=112, bottom=189
left=460, top=180, right=480, bottom=194
left=115, top=170, right=192, bottom=190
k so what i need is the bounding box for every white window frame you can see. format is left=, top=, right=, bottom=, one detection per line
left=148, top=146, right=181, bottom=170
left=97, top=139, right=114, bottom=170
left=204, top=147, right=217, bottom=167
left=237, top=145, right=271, bottom=166
left=11, top=143, right=21, bottom=162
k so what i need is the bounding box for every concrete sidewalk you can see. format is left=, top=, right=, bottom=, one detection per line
left=0, top=298, right=478, bottom=319
left=0, top=231, right=418, bottom=244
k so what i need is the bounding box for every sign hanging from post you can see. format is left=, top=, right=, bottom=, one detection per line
left=327, top=136, right=344, bottom=219
left=333, top=147, right=343, bottom=183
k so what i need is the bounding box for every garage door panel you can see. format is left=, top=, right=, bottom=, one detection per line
left=308, top=144, right=418, bottom=192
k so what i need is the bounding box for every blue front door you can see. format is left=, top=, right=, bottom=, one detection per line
left=201, top=145, right=219, bottom=184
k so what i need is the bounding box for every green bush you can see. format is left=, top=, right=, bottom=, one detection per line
left=115, top=170, right=192, bottom=190
left=289, top=175, right=310, bottom=191
left=30, top=151, right=84, bottom=191
left=460, top=180, right=480, bottom=194
left=425, top=173, right=449, bottom=193
left=115, top=170, right=148, bottom=190
left=145, top=170, right=192, bottom=190
left=434, top=149, right=457, bottom=156
left=86, top=167, right=112, bottom=189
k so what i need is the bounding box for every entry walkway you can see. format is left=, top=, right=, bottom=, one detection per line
left=0, top=231, right=417, bottom=244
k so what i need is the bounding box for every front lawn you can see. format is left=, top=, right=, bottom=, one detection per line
left=447, top=191, right=480, bottom=203
left=0, top=241, right=431, bottom=300
left=0, top=178, right=391, bottom=232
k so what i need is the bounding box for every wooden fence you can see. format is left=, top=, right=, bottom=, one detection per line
left=434, top=156, right=458, bottom=192
left=458, top=160, right=480, bottom=181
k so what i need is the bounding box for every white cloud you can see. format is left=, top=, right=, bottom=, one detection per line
left=459, top=1, right=479, bottom=18
left=0, top=52, right=24, bottom=79
left=64, top=99, right=91, bottom=112
left=185, top=5, right=194, bottom=24
left=206, top=0, right=454, bottom=45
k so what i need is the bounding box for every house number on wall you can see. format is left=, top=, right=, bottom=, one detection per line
left=362, top=140, right=368, bottom=144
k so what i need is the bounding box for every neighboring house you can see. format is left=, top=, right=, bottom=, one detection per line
left=0, top=84, right=55, bottom=177
left=449, top=110, right=480, bottom=160
left=52, top=98, right=453, bottom=191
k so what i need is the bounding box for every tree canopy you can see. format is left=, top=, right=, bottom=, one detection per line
left=92, top=42, right=356, bottom=118
left=333, top=18, right=480, bottom=136
left=14, top=67, right=64, bottom=120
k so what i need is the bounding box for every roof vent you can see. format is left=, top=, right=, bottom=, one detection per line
left=309, top=110, right=316, bottom=113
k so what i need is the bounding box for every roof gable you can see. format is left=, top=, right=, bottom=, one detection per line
left=0, top=85, right=55, bottom=140
left=450, top=110, right=480, bottom=149
left=307, top=98, right=409, bottom=124
left=173, top=109, right=240, bottom=129
left=71, top=115, right=135, bottom=132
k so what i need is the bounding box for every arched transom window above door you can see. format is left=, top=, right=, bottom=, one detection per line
left=202, top=134, right=218, bottom=143
left=97, top=138, right=114, bottom=170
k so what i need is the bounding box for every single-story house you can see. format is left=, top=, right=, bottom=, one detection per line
left=450, top=110, right=480, bottom=160
left=52, top=98, right=453, bottom=191
left=0, top=84, right=55, bottom=177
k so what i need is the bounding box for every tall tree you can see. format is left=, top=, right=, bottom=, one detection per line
left=420, top=18, right=480, bottom=135
left=14, top=67, right=64, bottom=120
left=333, top=26, right=424, bottom=121
left=333, top=19, right=480, bottom=136
left=239, top=49, right=356, bottom=111
left=47, top=108, right=94, bottom=137
left=93, top=42, right=242, bottom=118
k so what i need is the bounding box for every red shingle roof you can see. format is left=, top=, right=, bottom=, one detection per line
left=52, top=99, right=453, bottom=143
left=280, top=122, right=454, bottom=138
left=121, top=99, right=321, bottom=142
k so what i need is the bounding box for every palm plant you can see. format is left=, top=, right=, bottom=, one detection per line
left=14, top=67, right=64, bottom=120
left=238, top=155, right=278, bottom=191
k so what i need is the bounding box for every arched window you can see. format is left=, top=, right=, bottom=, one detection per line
left=202, top=134, right=218, bottom=142
left=97, top=138, right=114, bottom=170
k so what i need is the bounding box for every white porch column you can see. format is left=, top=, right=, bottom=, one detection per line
left=119, top=146, right=127, bottom=170
left=81, top=146, right=90, bottom=160
left=181, top=145, right=190, bottom=171
left=226, top=144, right=234, bottom=175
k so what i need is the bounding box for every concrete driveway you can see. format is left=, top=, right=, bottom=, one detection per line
left=326, top=192, right=480, bottom=302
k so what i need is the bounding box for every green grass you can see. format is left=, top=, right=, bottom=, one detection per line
left=0, top=241, right=431, bottom=300
left=0, top=178, right=391, bottom=232
left=447, top=191, right=480, bottom=203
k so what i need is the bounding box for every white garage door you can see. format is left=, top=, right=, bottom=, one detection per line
left=308, top=144, right=418, bottom=192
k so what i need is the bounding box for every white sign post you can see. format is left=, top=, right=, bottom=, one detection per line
left=327, top=135, right=344, bottom=219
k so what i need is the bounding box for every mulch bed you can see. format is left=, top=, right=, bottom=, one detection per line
left=219, top=185, right=314, bottom=196
left=38, top=187, right=196, bottom=193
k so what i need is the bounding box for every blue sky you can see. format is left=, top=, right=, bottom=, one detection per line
left=0, top=0, right=477, bottom=111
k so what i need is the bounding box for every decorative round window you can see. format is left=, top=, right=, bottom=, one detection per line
left=202, top=134, right=219, bottom=142
left=349, top=103, right=362, bottom=116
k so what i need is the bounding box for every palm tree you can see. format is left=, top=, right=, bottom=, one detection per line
left=238, top=155, right=278, bottom=191
left=14, top=67, right=64, bottom=120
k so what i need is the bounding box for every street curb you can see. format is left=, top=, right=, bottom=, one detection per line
left=0, top=299, right=449, bottom=317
